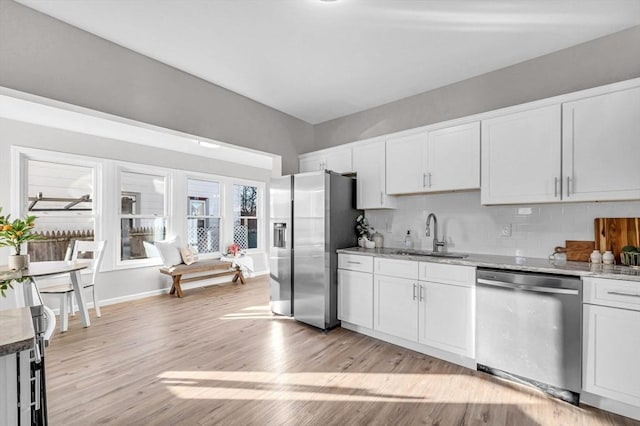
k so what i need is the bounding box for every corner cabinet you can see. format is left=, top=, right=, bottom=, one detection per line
left=386, top=122, right=480, bottom=195
left=352, top=140, right=396, bottom=209
left=562, top=86, right=640, bottom=202
left=582, top=277, right=640, bottom=420
left=299, top=145, right=353, bottom=174
left=481, top=104, right=562, bottom=204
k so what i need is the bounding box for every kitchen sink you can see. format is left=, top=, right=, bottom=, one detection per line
left=390, top=249, right=468, bottom=259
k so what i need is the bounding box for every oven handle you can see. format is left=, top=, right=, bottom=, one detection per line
left=477, top=278, right=579, bottom=295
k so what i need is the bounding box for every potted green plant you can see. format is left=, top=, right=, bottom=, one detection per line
left=0, top=208, right=41, bottom=270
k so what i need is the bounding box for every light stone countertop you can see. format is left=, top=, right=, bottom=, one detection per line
left=0, top=307, right=35, bottom=356
left=337, top=247, right=640, bottom=282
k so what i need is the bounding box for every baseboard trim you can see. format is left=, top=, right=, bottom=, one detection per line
left=340, top=321, right=476, bottom=370
left=45, top=269, right=268, bottom=315
left=581, top=391, right=640, bottom=421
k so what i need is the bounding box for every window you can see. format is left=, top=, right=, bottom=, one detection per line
left=119, top=169, right=167, bottom=262
left=187, top=178, right=221, bottom=254
left=25, top=159, right=97, bottom=261
left=233, top=184, right=259, bottom=250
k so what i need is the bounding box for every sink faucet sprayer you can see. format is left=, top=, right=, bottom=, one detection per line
left=426, top=213, right=446, bottom=253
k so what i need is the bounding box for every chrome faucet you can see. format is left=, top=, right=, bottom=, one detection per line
left=426, top=213, right=446, bottom=253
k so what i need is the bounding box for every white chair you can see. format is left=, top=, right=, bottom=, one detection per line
left=40, top=240, right=107, bottom=332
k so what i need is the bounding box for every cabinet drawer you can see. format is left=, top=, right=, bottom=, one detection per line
left=583, top=277, right=640, bottom=311
left=338, top=254, right=373, bottom=273
left=419, top=262, right=476, bottom=287
left=374, top=258, right=419, bottom=280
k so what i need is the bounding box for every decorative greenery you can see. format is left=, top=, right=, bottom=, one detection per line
left=0, top=276, right=31, bottom=298
left=0, top=208, right=41, bottom=255
left=355, top=214, right=370, bottom=238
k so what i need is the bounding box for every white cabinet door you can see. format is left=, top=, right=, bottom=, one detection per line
left=583, top=304, right=640, bottom=407
left=299, top=146, right=353, bottom=174
left=338, top=269, right=373, bottom=328
left=353, top=140, right=396, bottom=209
left=299, top=154, right=323, bottom=173
left=418, top=281, right=474, bottom=358
left=481, top=105, right=562, bottom=204
left=373, top=275, right=418, bottom=342
left=324, top=146, right=353, bottom=174
left=562, top=86, right=640, bottom=202
left=427, top=122, right=480, bottom=192
left=386, top=132, right=428, bottom=195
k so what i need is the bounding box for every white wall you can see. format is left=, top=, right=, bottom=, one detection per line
left=0, top=117, right=270, bottom=307
left=365, top=191, right=640, bottom=258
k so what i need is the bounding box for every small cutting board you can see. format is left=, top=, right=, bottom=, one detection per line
left=565, top=240, right=595, bottom=262
left=594, top=218, right=640, bottom=258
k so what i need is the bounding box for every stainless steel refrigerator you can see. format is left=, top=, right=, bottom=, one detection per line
left=269, top=170, right=360, bottom=330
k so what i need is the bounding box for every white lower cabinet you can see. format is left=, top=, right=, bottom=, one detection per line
left=371, top=258, right=475, bottom=360
left=373, top=275, right=419, bottom=342
left=337, top=269, right=373, bottom=328
left=418, top=280, right=474, bottom=358
left=582, top=277, right=640, bottom=419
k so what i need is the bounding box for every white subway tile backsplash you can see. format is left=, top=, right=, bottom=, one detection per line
left=365, top=191, right=640, bottom=258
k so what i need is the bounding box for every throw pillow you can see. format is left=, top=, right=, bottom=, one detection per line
left=180, top=246, right=199, bottom=265
left=154, top=237, right=183, bottom=267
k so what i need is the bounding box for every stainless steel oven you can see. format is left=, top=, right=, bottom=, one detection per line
left=476, top=268, right=581, bottom=404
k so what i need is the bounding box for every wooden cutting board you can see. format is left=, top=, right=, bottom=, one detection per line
left=564, top=240, right=595, bottom=262
left=594, top=218, right=640, bottom=258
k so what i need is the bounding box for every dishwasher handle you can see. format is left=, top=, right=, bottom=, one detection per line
left=477, top=278, right=579, bottom=295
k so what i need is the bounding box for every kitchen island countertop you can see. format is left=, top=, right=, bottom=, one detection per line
left=0, top=307, right=35, bottom=356
left=337, top=247, right=640, bottom=282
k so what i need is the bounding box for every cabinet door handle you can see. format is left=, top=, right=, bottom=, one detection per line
left=380, top=191, right=383, bottom=206
left=607, top=291, right=640, bottom=298
left=423, top=173, right=427, bottom=188
left=428, top=172, right=432, bottom=188
left=566, top=176, right=571, bottom=197
left=419, top=285, right=425, bottom=301
left=347, top=261, right=361, bottom=265
left=554, top=177, right=558, bottom=198
left=412, top=283, right=417, bottom=300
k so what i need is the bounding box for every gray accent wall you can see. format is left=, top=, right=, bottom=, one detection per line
left=0, top=0, right=314, bottom=175
left=313, top=25, right=640, bottom=150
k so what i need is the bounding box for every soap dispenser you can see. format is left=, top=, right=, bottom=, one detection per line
left=404, top=230, right=413, bottom=249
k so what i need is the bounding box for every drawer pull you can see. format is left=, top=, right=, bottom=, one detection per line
left=607, top=291, right=640, bottom=298
left=347, top=261, right=361, bottom=265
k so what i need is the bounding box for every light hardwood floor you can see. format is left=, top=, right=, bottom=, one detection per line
left=46, top=276, right=639, bottom=426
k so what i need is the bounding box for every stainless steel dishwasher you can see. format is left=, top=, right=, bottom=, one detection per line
left=476, top=268, right=581, bottom=404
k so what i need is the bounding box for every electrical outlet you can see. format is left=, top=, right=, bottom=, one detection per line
left=501, top=224, right=512, bottom=237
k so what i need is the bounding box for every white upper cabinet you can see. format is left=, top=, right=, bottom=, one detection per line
left=386, top=122, right=480, bottom=195
left=299, top=145, right=353, bottom=174
left=562, top=87, right=640, bottom=202
left=481, top=105, right=562, bottom=204
left=482, top=84, right=640, bottom=205
left=427, top=122, right=480, bottom=192
left=352, top=139, right=396, bottom=209
left=386, top=132, right=428, bottom=194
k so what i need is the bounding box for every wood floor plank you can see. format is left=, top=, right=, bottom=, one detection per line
left=44, top=276, right=639, bottom=425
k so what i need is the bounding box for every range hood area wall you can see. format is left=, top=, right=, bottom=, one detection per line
left=365, top=191, right=640, bottom=258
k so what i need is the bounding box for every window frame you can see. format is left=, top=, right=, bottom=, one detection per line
left=11, top=146, right=104, bottom=261
left=115, top=163, right=172, bottom=269
left=185, top=175, right=224, bottom=259
left=230, top=178, right=264, bottom=253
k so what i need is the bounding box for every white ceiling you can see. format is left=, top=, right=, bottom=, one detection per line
left=15, top=0, right=640, bottom=124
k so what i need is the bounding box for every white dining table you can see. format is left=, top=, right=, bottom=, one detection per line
left=21, top=261, right=92, bottom=328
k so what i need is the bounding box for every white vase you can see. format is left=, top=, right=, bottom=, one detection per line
left=8, top=254, right=29, bottom=270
